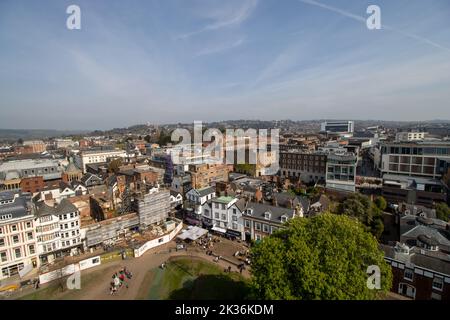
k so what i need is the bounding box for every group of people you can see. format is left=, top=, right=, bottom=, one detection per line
left=198, top=235, right=219, bottom=250
left=109, top=267, right=133, bottom=295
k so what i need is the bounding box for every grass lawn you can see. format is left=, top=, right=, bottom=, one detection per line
left=139, top=257, right=250, bottom=300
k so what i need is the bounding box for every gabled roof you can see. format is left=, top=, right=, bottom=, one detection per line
left=189, top=186, right=215, bottom=197
left=65, top=161, right=81, bottom=174
left=35, top=198, right=78, bottom=217
left=81, top=172, right=103, bottom=185
left=401, top=225, right=450, bottom=247
left=244, top=202, right=295, bottom=224
left=170, top=189, right=181, bottom=197
left=232, top=198, right=247, bottom=212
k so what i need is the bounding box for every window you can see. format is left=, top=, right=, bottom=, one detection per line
left=214, top=203, right=219, bottom=209
left=255, top=223, right=261, bottom=231
left=232, top=223, right=238, bottom=230
left=15, top=248, right=21, bottom=258
left=0, top=238, right=4, bottom=246
left=12, top=235, right=19, bottom=244
left=404, top=268, right=414, bottom=281
left=29, top=245, right=35, bottom=254
left=11, top=225, right=17, bottom=232
left=0, top=227, right=2, bottom=234
left=244, top=220, right=250, bottom=228
left=432, top=277, right=443, bottom=291
left=0, top=252, right=6, bottom=262
left=233, top=209, right=237, bottom=214
left=221, top=214, right=226, bottom=220
left=232, top=216, right=237, bottom=222
left=214, top=213, right=219, bottom=219
left=221, top=204, right=226, bottom=210
left=27, top=232, right=33, bottom=240
left=263, top=224, right=270, bottom=233
left=255, top=234, right=262, bottom=241
left=26, top=222, right=32, bottom=228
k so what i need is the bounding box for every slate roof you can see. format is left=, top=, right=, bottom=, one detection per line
left=35, top=198, right=78, bottom=217
left=0, top=194, right=31, bottom=219
left=243, top=202, right=295, bottom=224
left=401, top=225, right=450, bottom=248
left=196, top=186, right=215, bottom=197
left=382, top=244, right=450, bottom=276
left=233, top=198, right=247, bottom=212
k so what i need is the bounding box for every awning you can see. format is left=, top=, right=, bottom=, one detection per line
left=177, top=226, right=208, bottom=241
left=226, top=229, right=242, bottom=237
left=211, top=226, right=227, bottom=234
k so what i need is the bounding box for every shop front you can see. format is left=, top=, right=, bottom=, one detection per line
left=226, top=229, right=242, bottom=240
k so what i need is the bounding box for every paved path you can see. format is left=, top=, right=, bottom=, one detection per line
left=11, top=240, right=250, bottom=300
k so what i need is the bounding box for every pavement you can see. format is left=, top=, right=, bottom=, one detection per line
left=7, top=239, right=251, bottom=300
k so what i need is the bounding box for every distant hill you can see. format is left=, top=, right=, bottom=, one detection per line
left=0, top=129, right=88, bottom=142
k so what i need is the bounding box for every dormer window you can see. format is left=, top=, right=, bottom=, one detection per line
left=264, top=212, right=271, bottom=220
left=246, top=209, right=253, bottom=215
left=281, top=215, right=288, bottom=223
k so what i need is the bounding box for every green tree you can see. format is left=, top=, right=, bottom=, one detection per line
left=336, top=193, right=385, bottom=238
left=374, top=197, right=387, bottom=211
left=108, top=158, right=123, bottom=174
left=435, top=202, right=450, bottom=222
left=250, top=214, right=392, bottom=300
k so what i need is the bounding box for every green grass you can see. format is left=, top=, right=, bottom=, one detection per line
left=141, top=257, right=250, bottom=300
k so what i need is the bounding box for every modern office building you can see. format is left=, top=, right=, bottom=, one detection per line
left=325, top=152, right=357, bottom=192
left=320, top=120, right=354, bottom=134
left=381, top=174, right=447, bottom=207
left=380, top=141, right=450, bottom=179
left=395, top=132, right=426, bottom=142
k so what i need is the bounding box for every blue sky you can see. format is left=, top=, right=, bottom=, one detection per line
left=1, top=0, right=450, bottom=130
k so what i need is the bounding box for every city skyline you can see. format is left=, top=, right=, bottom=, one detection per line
left=1, top=0, right=450, bottom=130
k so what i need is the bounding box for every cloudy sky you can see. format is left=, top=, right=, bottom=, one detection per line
left=1, top=0, right=450, bottom=130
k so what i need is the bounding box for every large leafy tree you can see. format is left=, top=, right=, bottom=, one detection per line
left=336, top=193, right=385, bottom=238
left=250, top=214, right=392, bottom=300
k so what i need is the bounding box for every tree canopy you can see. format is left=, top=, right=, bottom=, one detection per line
left=250, top=214, right=392, bottom=300
left=335, top=193, right=385, bottom=238
left=436, top=202, right=450, bottom=222
left=108, top=158, right=123, bottom=174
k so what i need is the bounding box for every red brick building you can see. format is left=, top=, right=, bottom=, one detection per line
left=20, top=176, right=45, bottom=193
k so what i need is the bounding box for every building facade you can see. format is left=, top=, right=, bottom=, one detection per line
left=75, top=149, right=128, bottom=173
left=380, top=141, right=450, bottom=179
left=325, top=153, right=357, bottom=192
left=280, top=151, right=327, bottom=183
left=0, top=192, right=38, bottom=280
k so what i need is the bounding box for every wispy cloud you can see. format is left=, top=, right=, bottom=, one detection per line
left=298, top=0, right=450, bottom=52
left=178, top=0, right=258, bottom=39
left=195, top=37, right=246, bottom=56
